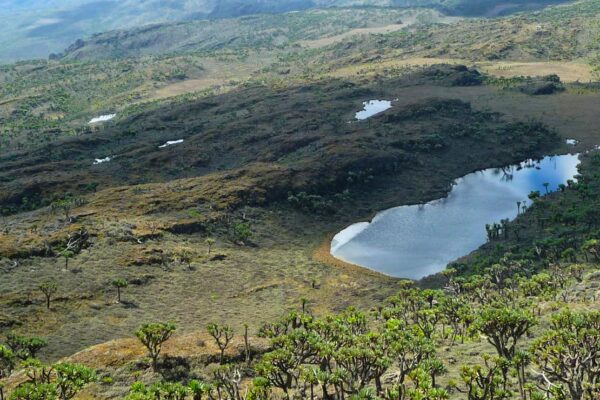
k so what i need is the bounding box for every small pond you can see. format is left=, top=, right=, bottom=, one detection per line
left=331, top=154, right=581, bottom=280
left=355, top=100, right=392, bottom=120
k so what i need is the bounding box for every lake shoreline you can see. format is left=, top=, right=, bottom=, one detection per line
left=329, top=150, right=583, bottom=280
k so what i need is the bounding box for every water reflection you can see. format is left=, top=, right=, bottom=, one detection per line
left=355, top=100, right=392, bottom=120
left=331, top=154, right=580, bottom=279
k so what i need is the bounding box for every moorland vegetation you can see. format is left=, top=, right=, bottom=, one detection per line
left=2, top=0, right=600, bottom=399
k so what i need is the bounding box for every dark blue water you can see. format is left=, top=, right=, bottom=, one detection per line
left=331, top=154, right=580, bottom=279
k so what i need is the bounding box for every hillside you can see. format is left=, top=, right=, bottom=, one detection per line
left=57, top=8, right=449, bottom=61
left=3, top=1, right=600, bottom=399
left=0, top=64, right=580, bottom=356
left=0, top=6, right=457, bottom=154
left=310, top=0, right=600, bottom=72
left=2, top=61, right=598, bottom=360
left=0, top=0, right=575, bottom=63
left=55, top=0, right=600, bottom=67
left=3, top=143, right=600, bottom=399
left=2, top=0, right=598, bottom=158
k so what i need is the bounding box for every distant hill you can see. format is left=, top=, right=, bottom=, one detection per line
left=319, top=0, right=600, bottom=63
left=391, top=0, right=572, bottom=16
left=0, top=0, right=574, bottom=63
left=0, top=0, right=314, bottom=63
left=57, top=8, right=452, bottom=61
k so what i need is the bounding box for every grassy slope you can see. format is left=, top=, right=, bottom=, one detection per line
left=2, top=2, right=600, bottom=397
left=57, top=8, right=438, bottom=60
left=0, top=0, right=576, bottom=63
left=3, top=0, right=599, bottom=155
left=0, top=7, right=454, bottom=153
left=308, top=0, right=600, bottom=74
left=0, top=67, right=561, bottom=214
left=57, top=0, right=600, bottom=63
left=0, top=66, right=572, bottom=360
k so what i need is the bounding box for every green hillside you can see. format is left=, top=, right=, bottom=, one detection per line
left=57, top=8, right=430, bottom=60
left=311, top=0, right=600, bottom=68
left=2, top=0, right=600, bottom=399
left=0, top=0, right=575, bottom=63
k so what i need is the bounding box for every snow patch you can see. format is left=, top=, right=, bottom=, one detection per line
left=158, top=139, right=184, bottom=149
left=89, top=114, right=116, bottom=124
left=93, top=156, right=111, bottom=165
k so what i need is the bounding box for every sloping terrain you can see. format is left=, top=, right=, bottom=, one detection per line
left=4, top=2, right=600, bottom=399
left=0, top=66, right=572, bottom=361
left=312, top=0, right=600, bottom=69
left=0, top=0, right=575, bottom=63
left=58, top=0, right=599, bottom=63
left=2, top=0, right=597, bottom=159
left=0, top=66, right=558, bottom=215
left=57, top=8, right=441, bottom=60
left=0, top=0, right=314, bottom=62
left=0, top=7, right=455, bottom=153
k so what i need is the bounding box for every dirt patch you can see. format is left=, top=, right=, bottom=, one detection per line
left=300, top=9, right=460, bottom=49
left=313, top=236, right=388, bottom=279
left=148, top=52, right=276, bottom=101
left=301, top=24, right=407, bottom=48
left=476, top=60, right=594, bottom=82
left=152, top=78, right=230, bottom=99
left=66, top=331, right=269, bottom=369
left=327, top=57, right=593, bottom=83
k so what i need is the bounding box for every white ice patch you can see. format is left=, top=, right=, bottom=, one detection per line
left=93, top=156, right=111, bottom=165
left=566, top=139, right=578, bottom=145
left=355, top=100, right=392, bottom=120
left=89, top=114, right=116, bottom=124
left=158, top=139, right=184, bottom=149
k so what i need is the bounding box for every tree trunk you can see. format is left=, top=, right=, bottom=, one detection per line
left=322, top=384, right=331, bottom=400
left=568, top=381, right=583, bottom=400
left=282, top=385, right=290, bottom=400
left=375, top=376, right=383, bottom=395
left=517, top=367, right=525, bottom=400
left=244, top=325, right=250, bottom=367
